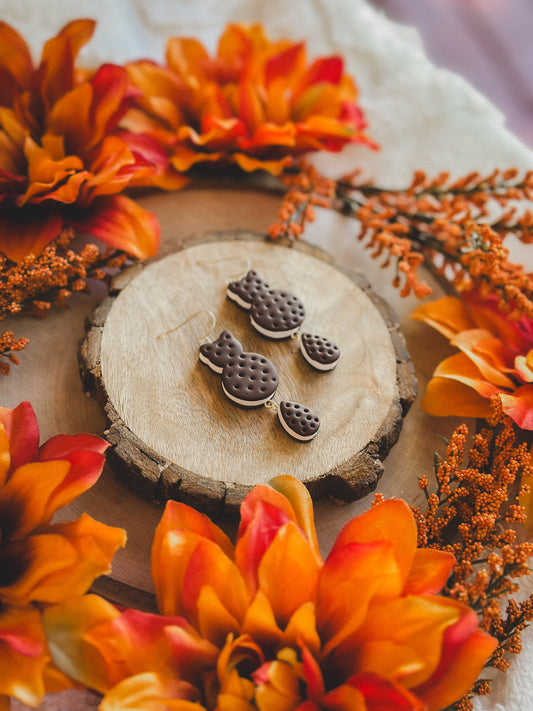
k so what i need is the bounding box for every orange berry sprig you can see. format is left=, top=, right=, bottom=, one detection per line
left=0, top=227, right=128, bottom=321
left=406, top=397, right=533, bottom=708
left=0, top=331, right=28, bottom=375
left=0, top=226, right=129, bottom=374
left=270, top=164, right=533, bottom=315
left=336, top=168, right=533, bottom=313
left=268, top=163, right=336, bottom=241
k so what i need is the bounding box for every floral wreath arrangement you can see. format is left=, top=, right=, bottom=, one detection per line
left=1, top=17, right=533, bottom=711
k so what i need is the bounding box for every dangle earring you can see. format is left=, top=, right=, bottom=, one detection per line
left=226, top=269, right=340, bottom=371
left=158, top=311, right=320, bottom=442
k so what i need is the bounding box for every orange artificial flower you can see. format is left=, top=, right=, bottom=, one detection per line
left=412, top=293, right=533, bottom=429
left=0, top=19, right=186, bottom=263
left=0, top=401, right=126, bottom=708
left=124, top=23, right=376, bottom=176
left=44, top=476, right=495, bottom=710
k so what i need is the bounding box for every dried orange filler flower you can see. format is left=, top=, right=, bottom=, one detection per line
left=0, top=226, right=128, bottom=375
left=404, top=396, right=533, bottom=708
left=271, top=164, right=533, bottom=315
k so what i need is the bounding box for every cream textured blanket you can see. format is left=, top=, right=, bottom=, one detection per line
left=2, top=0, right=532, bottom=708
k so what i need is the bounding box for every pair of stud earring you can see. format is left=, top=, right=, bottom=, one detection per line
left=159, top=266, right=340, bottom=442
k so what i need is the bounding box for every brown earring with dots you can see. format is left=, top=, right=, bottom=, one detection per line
left=159, top=313, right=320, bottom=442
left=226, top=269, right=340, bottom=372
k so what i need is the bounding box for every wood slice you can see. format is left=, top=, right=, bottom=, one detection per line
left=79, top=230, right=416, bottom=517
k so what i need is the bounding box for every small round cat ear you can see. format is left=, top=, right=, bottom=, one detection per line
left=227, top=269, right=340, bottom=371
left=199, top=330, right=320, bottom=442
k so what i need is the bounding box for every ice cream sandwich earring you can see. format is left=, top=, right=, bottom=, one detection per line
left=226, top=269, right=340, bottom=371
left=159, top=313, right=320, bottom=441
left=199, top=330, right=320, bottom=442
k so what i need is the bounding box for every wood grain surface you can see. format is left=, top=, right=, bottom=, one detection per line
left=2, top=185, right=468, bottom=607
left=80, top=231, right=416, bottom=515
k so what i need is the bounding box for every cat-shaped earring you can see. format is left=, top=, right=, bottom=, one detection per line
left=159, top=313, right=320, bottom=442
left=199, top=330, right=320, bottom=442
left=226, top=270, right=340, bottom=372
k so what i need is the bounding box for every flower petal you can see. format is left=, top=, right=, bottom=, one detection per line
left=38, top=440, right=108, bottom=519
left=411, top=296, right=476, bottom=340
left=151, top=500, right=234, bottom=615
left=0, top=425, right=9, bottom=488
left=333, top=673, right=424, bottom=711
left=0, top=604, right=43, bottom=658
left=0, top=460, right=70, bottom=539
left=41, top=514, right=126, bottom=599
left=403, top=549, right=455, bottom=596
left=182, top=537, right=248, bottom=631
left=153, top=500, right=233, bottom=560
left=87, top=64, right=132, bottom=148
left=267, top=475, right=321, bottom=560
left=68, top=194, right=160, bottom=259
left=164, top=623, right=218, bottom=685
left=321, top=683, right=366, bottom=710
left=257, top=522, right=320, bottom=628
left=196, top=585, right=240, bottom=647
left=39, top=19, right=96, bottom=112
left=0, top=515, right=124, bottom=606
left=0, top=206, right=63, bottom=262
left=450, top=330, right=515, bottom=389
left=238, top=484, right=298, bottom=541
left=151, top=530, right=202, bottom=617
left=43, top=594, right=121, bottom=692
left=0, top=605, right=48, bottom=708
left=119, top=132, right=188, bottom=191
left=328, top=499, right=417, bottom=592
left=283, top=602, right=321, bottom=659
left=499, top=384, right=533, bottom=430
left=421, top=377, right=494, bottom=419
left=216, top=634, right=261, bottom=710
left=253, top=657, right=302, bottom=711
left=241, top=590, right=283, bottom=650
left=0, top=400, right=39, bottom=473
left=412, top=604, right=497, bottom=711
left=99, top=672, right=203, bottom=711
left=235, top=499, right=293, bottom=595
left=318, top=540, right=400, bottom=657
left=515, top=353, right=533, bottom=383
left=0, top=21, right=33, bottom=90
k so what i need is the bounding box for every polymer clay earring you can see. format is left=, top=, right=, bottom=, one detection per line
left=226, top=269, right=340, bottom=371
left=199, top=330, right=320, bottom=442
left=159, top=313, right=320, bottom=442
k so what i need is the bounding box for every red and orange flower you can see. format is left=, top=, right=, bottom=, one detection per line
left=124, top=23, right=376, bottom=176
left=44, top=475, right=495, bottom=710
left=0, top=401, right=125, bottom=708
left=0, top=19, right=186, bottom=263
left=412, top=293, right=533, bottom=429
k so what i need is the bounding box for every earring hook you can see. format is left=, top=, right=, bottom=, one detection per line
left=157, top=309, right=216, bottom=344
left=195, top=256, right=252, bottom=285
